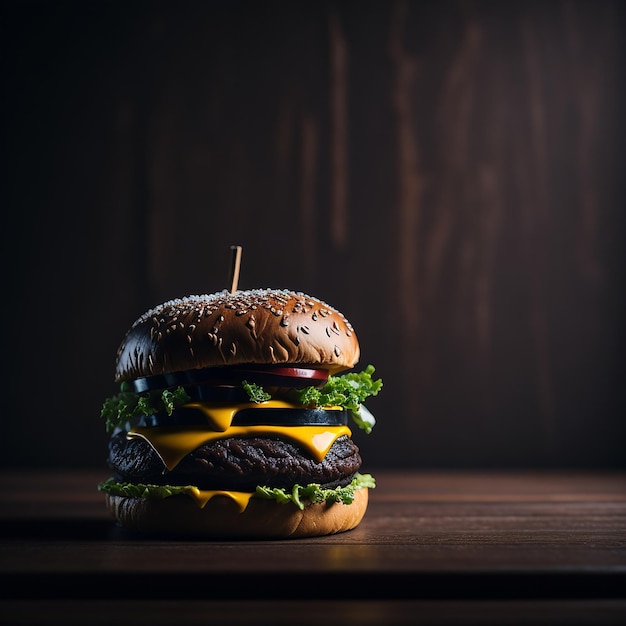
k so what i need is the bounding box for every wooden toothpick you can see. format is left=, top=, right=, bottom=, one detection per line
left=229, top=245, right=242, bottom=294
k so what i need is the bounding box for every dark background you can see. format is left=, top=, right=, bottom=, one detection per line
left=1, top=0, right=624, bottom=471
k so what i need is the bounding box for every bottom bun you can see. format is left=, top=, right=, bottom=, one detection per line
left=105, top=488, right=369, bottom=539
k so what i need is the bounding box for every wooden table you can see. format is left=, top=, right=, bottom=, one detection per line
left=1, top=469, right=625, bottom=625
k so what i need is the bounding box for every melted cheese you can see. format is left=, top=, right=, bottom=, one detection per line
left=184, top=399, right=333, bottom=432
left=129, top=424, right=351, bottom=469
left=188, top=488, right=254, bottom=511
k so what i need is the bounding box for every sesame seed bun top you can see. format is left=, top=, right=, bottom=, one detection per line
left=114, top=289, right=360, bottom=382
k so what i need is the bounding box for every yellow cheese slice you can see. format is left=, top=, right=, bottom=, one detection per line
left=188, top=488, right=254, bottom=511
left=129, top=424, right=352, bottom=469
left=184, top=399, right=330, bottom=432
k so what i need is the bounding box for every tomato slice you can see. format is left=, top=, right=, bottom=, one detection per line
left=133, top=365, right=329, bottom=393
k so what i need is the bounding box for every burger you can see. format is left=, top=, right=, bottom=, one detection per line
left=98, top=288, right=382, bottom=538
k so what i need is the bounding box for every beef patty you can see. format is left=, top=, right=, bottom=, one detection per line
left=107, top=431, right=362, bottom=492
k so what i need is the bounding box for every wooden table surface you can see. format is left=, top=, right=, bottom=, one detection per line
left=1, top=469, right=625, bottom=625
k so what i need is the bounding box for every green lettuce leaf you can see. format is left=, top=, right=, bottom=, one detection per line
left=255, top=472, right=376, bottom=510
left=100, top=383, right=190, bottom=433
left=97, top=477, right=193, bottom=500
left=288, top=365, right=382, bottom=434
left=97, top=473, right=375, bottom=511
left=241, top=380, right=272, bottom=403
